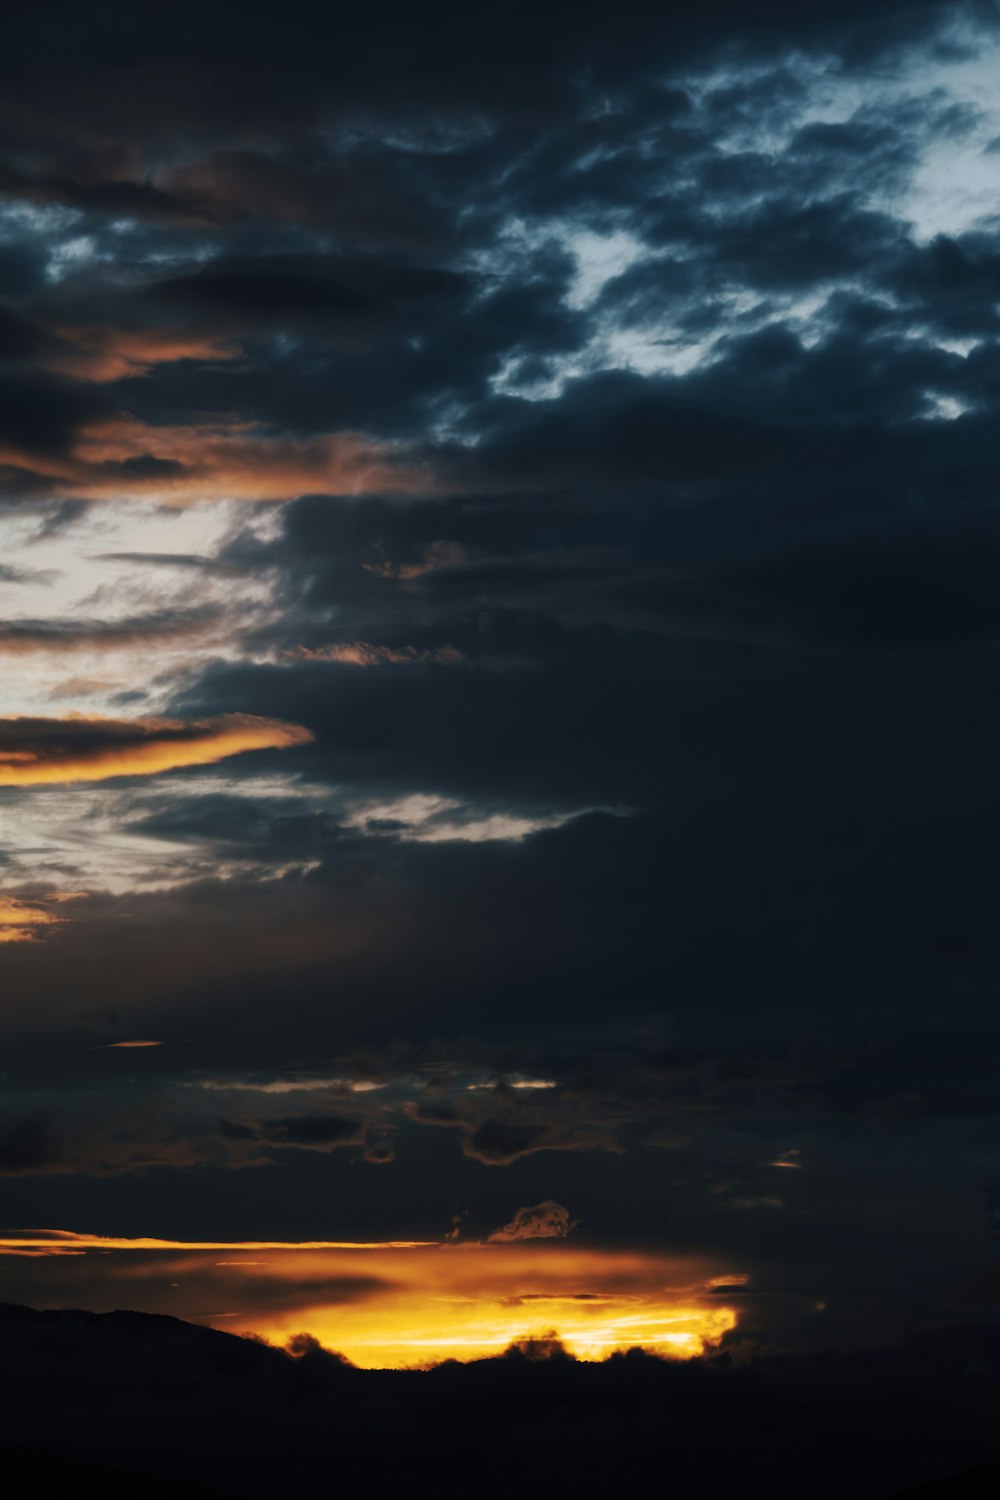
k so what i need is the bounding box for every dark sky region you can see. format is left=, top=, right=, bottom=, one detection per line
left=2, top=0, right=1000, bottom=1372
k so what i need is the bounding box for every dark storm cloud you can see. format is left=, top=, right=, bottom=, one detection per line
left=0, top=156, right=199, bottom=226
left=426, top=344, right=996, bottom=507
left=6, top=780, right=1000, bottom=1060
left=0, top=1076, right=380, bottom=1178
left=0, top=1116, right=58, bottom=1173
left=661, top=522, right=1000, bottom=651
left=148, top=255, right=471, bottom=339
left=0, top=371, right=109, bottom=458
left=5, top=811, right=1000, bottom=1167
left=408, top=1101, right=613, bottom=1168
left=1, top=0, right=971, bottom=150
left=3, top=0, right=1000, bottom=1370
left=1, top=793, right=997, bottom=1309
left=219, top=1113, right=366, bottom=1152
left=155, top=146, right=450, bottom=251
left=0, top=1102, right=247, bottom=1177
left=0, top=7, right=993, bottom=522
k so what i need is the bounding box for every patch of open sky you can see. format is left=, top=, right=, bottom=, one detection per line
left=481, top=218, right=688, bottom=395
left=344, top=791, right=596, bottom=844
left=679, top=16, right=1000, bottom=242
left=601, top=323, right=720, bottom=377
left=563, top=227, right=650, bottom=308
left=41, top=216, right=190, bottom=282
left=490, top=324, right=703, bottom=399
left=479, top=60, right=1000, bottom=400
left=892, top=22, right=1000, bottom=239
left=921, top=332, right=982, bottom=357
left=0, top=784, right=210, bottom=894
left=674, top=58, right=826, bottom=156
left=0, top=774, right=330, bottom=896
left=0, top=501, right=278, bottom=717
left=0, top=199, right=83, bottom=238
left=0, top=202, right=100, bottom=284
left=778, top=287, right=854, bottom=346
left=45, top=235, right=100, bottom=282
left=132, top=239, right=219, bottom=267
left=491, top=280, right=857, bottom=399
left=470, top=214, right=650, bottom=306
left=921, top=391, right=973, bottom=421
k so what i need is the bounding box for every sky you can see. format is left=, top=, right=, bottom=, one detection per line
left=2, top=0, right=1000, bottom=1368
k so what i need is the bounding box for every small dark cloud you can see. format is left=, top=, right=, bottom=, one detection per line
left=256, top=1115, right=366, bottom=1150
left=487, top=1201, right=578, bottom=1242
left=0, top=372, right=108, bottom=459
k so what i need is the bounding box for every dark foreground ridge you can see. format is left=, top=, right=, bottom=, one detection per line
left=2, top=1304, right=1000, bottom=1499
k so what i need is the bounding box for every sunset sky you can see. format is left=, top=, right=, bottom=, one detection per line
left=2, top=0, right=1000, bottom=1368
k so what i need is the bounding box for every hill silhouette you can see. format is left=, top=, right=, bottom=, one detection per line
left=2, top=1304, right=1000, bottom=1498
left=893, top=1470, right=1000, bottom=1499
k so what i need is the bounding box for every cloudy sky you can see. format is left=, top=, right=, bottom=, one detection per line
left=2, top=0, right=1000, bottom=1366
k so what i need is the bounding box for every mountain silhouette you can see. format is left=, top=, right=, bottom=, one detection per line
left=2, top=1303, right=998, bottom=1499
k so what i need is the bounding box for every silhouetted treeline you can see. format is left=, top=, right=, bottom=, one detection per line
left=2, top=1304, right=1000, bottom=1498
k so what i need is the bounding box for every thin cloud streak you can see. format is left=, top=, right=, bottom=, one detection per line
left=0, top=713, right=313, bottom=785
left=0, top=1232, right=436, bottom=1252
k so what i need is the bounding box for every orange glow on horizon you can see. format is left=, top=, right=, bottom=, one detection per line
left=262, top=1288, right=737, bottom=1367
left=0, top=1233, right=741, bottom=1369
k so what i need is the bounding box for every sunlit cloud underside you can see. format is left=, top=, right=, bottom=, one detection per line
left=0, top=712, right=312, bottom=785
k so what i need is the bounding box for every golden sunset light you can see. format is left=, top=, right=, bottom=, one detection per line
left=0, top=1234, right=739, bottom=1369
left=250, top=1282, right=738, bottom=1368
left=0, top=713, right=313, bottom=785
